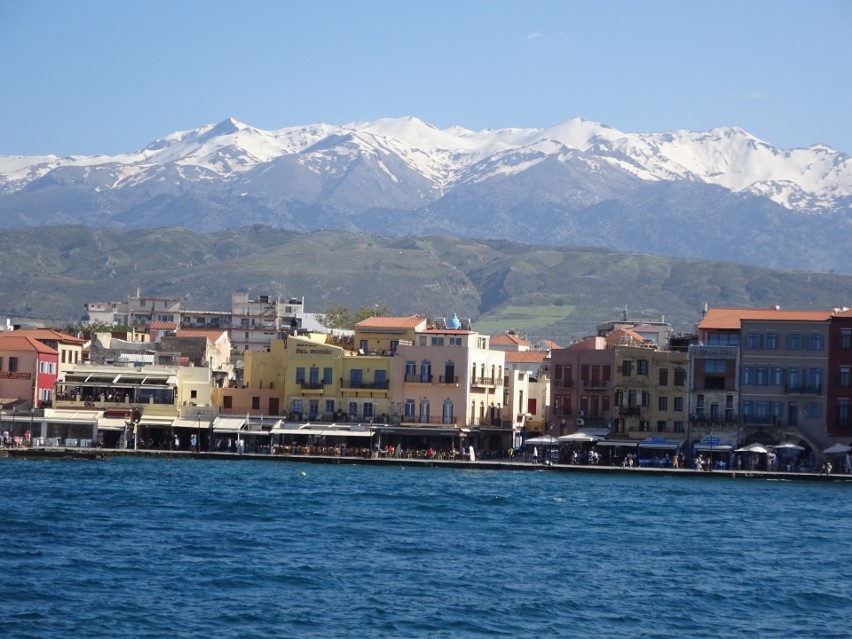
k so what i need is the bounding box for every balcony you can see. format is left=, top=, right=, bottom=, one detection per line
left=552, top=379, right=575, bottom=389
left=438, top=375, right=459, bottom=385
left=582, top=379, right=609, bottom=390
left=618, top=406, right=643, bottom=417
left=404, top=374, right=432, bottom=384
left=784, top=384, right=822, bottom=395
left=299, top=382, right=325, bottom=395
left=399, top=416, right=459, bottom=426
left=472, top=376, right=502, bottom=387
left=341, top=380, right=389, bottom=390
left=689, top=413, right=739, bottom=425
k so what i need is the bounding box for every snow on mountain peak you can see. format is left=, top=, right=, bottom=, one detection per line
left=0, top=116, right=848, bottom=212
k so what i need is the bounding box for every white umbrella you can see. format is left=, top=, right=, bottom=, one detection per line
left=773, top=442, right=805, bottom=451
left=736, top=443, right=769, bottom=454
left=823, top=443, right=852, bottom=455
left=525, top=435, right=559, bottom=446
left=557, top=432, right=600, bottom=443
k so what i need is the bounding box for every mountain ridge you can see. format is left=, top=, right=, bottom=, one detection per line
left=1, top=116, right=849, bottom=273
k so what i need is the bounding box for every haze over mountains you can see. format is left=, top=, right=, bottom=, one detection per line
left=1, top=117, right=849, bottom=273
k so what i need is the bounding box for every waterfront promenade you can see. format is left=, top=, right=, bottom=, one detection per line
left=4, top=445, right=851, bottom=482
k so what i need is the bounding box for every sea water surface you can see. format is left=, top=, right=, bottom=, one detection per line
left=1, top=458, right=851, bottom=638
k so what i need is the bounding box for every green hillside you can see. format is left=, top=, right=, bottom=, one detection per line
left=1, top=225, right=850, bottom=344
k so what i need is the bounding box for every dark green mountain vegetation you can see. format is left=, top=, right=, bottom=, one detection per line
left=1, top=225, right=850, bottom=344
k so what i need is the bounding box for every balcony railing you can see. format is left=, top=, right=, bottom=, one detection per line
left=404, top=374, right=432, bottom=384
left=472, top=376, right=502, bottom=387
left=618, top=406, right=643, bottom=417
left=341, top=381, right=389, bottom=390
left=300, top=382, right=325, bottom=390
left=784, top=384, right=822, bottom=395
left=689, top=413, right=739, bottom=424
left=438, top=375, right=459, bottom=384
left=582, top=379, right=609, bottom=390
left=552, top=379, right=575, bottom=389
left=400, top=416, right=459, bottom=426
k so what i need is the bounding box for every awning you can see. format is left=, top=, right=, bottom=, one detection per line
left=593, top=440, right=639, bottom=448
left=693, top=443, right=734, bottom=452
left=98, top=417, right=128, bottom=431
left=638, top=439, right=683, bottom=450
left=557, top=432, right=600, bottom=443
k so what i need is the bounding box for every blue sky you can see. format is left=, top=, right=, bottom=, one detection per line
left=1, top=0, right=850, bottom=156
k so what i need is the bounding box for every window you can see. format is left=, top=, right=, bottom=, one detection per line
left=742, top=401, right=753, bottom=419
left=659, top=368, right=669, bottom=386
left=788, top=334, right=802, bottom=350
left=404, top=399, right=415, bottom=418
left=405, top=361, right=416, bottom=379
left=810, top=334, right=823, bottom=351
left=841, top=329, right=852, bottom=349
left=292, top=399, right=303, bottom=414
left=765, top=332, right=777, bottom=350
left=641, top=391, right=650, bottom=408
left=839, top=399, right=850, bottom=427
left=419, top=336, right=427, bottom=346
left=742, top=367, right=754, bottom=385
left=806, top=402, right=822, bottom=419
left=658, top=396, right=668, bottom=411
left=788, top=368, right=801, bottom=390
left=420, top=360, right=431, bottom=383
left=747, top=332, right=760, bottom=349
left=363, top=402, right=373, bottom=419
left=449, top=337, right=462, bottom=346
left=708, top=333, right=739, bottom=346
left=9, top=357, right=18, bottom=372
left=805, top=368, right=821, bottom=393
left=673, top=420, right=684, bottom=433
left=674, top=397, right=684, bottom=411
left=431, top=336, right=445, bottom=346
left=190, top=390, right=197, bottom=399
left=674, top=368, right=686, bottom=386
left=359, top=340, right=368, bottom=352
left=622, top=360, right=633, bottom=376
left=223, top=396, right=232, bottom=409
left=323, top=367, right=333, bottom=385
left=295, top=367, right=305, bottom=384
left=637, top=360, right=649, bottom=375
left=756, top=367, right=768, bottom=385
left=704, top=359, right=726, bottom=374
left=656, top=420, right=667, bottom=432
left=771, top=367, right=783, bottom=386
left=0, top=357, right=3, bottom=370
left=840, top=366, right=851, bottom=387
left=325, top=400, right=335, bottom=414
left=252, top=397, right=260, bottom=410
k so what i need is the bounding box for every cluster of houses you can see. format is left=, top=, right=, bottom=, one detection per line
left=1, top=290, right=851, bottom=467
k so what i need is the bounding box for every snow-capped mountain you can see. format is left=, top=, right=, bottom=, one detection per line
left=0, top=116, right=849, bottom=272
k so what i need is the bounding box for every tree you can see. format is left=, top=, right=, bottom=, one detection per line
left=317, top=305, right=353, bottom=330
left=354, top=305, right=390, bottom=325
left=317, top=304, right=390, bottom=330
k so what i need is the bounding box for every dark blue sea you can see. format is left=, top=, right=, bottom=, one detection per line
left=2, top=458, right=851, bottom=638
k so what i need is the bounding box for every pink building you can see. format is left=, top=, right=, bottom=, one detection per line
left=0, top=335, right=59, bottom=408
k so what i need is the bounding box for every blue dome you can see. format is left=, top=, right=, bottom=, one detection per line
left=447, top=313, right=462, bottom=329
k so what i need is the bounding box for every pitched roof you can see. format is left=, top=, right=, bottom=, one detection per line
left=537, top=339, right=561, bottom=350
left=605, top=328, right=645, bottom=347
left=356, top=314, right=425, bottom=329
left=699, top=307, right=834, bottom=330
left=491, top=333, right=532, bottom=347
left=176, top=329, right=229, bottom=343
left=149, top=321, right=178, bottom=330
left=504, top=350, right=548, bottom=364
left=2, top=328, right=86, bottom=345
left=0, top=335, right=58, bottom=355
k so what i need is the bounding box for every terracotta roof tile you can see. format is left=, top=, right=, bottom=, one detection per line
left=355, top=315, right=425, bottom=329
left=491, top=333, right=532, bottom=346
left=699, top=307, right=833, bottom=330
left=504, top=350, right=548, bottom=363
left=149, top=321, right=178, bottom=330
left=176, top=329, right=229, bottom=342
left=0, top=335, right=58, bottom=354
left=3, top=328, right=86, bottom=344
